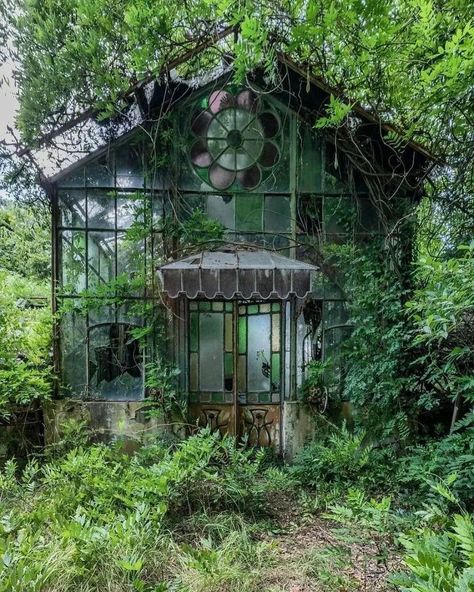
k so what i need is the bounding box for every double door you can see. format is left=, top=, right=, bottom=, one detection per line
left=188, top=300, right=283, bottom=448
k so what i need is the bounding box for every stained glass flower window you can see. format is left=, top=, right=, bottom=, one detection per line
left=190, top=89, right=281, bottom=190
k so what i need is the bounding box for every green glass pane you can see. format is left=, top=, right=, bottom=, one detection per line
left=259, top=392, right=270, bottom=403
left=247, top=304, right=259, bottom=314
left=190, top=352, right=198, bottom=391
left=225, top=313, right=233, bottom=352
left=190, top=313, right=199, bottom=352
left=212, top=301, right=224, bottom=311
left=235, top=194, right=263, bottom=232
left=271, top=303, right=280, bottom=312
left=238, top=316, right=247, bottom=353
left=225, top=352, right=233, bottom=376
left=198, top=301, right=211, bottom=311
left=271, top=353, right=280, bottom=387
left=264, top=195, right=291, bottom=232
left=238, top=354, right=247, bottom=392
left=272, top=314, right=280, bottom=352
left=225, top=302, right=233, bottom=312
left=212, top=392, right=224, bottom=403
left=189, top=392, right=199, bottom=403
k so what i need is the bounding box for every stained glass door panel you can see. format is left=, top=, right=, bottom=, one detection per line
left=188, top=301, right=282, bottom=449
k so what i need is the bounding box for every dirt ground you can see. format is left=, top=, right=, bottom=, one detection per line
left=260, top=494, right=402, bottom=591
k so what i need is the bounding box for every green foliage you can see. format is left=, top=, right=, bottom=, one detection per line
left=391, top=512, right=474, bottom=592
left=324, top=488, right=394, bottom=534
left=407, top=244, right=474, bottom=406
left=164, top=209, right=225, bottom=257
left=0, top=203, right=50, bottom=281
left=398, top=419, right=474, bottom=509
left=0, top=271, right=51, bottom=418
left=290, top=424, right=398, bottom=497
left=0, top=431, right=276, bottom=591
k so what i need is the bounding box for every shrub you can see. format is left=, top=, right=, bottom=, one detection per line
left=289, top=425, right=398, bottom=497
left=398, top=422, right=474, bottom=509
left=0, top=432, right=271, bottom=591
left=391, top=513, right=474, bottom=591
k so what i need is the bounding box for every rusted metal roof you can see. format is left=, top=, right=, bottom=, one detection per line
left=158, top=246, right=318, bottom=300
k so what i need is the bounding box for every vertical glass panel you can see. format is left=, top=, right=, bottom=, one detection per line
left=298, top=124, right=323, bottom=193
left=225, top=313, right=233, bottom=352
left=59, top=190, right=86, bottom=227
left=238, top=316, right=247, bottom=353
left=247, top=314, right=271, bottom=392
left=152, top=193, right=164, bottom=229
left=117, top=300, right=143, bottom=327
left=296, top=308, right=307, bottom=388
left=116, top=232, right=145, bottom=295
left=324, top=195, right=353, bottom=235
left=199, top=312, right=224, bottom=391
left=116, top=194, right=145, bottom=229
left=60, top=310, right=87, bottom=395
left=57, top=168, right=85, bottom=188
left=85, top=156, right=114, bottom=187
left=224, top=353, right=233, bottom=392
left=284, top=301, right=291, bottom=398
left=206, top=194, right=235, bottom=229
left=61, top=230, right=86, bottom=293
left=235, top=194, right=263, bottom=232
left=88, top=323, right=142, bottom=400
left=88, top=192, right=116, bottom=229
left=237, top=354, right=247, bottom=393
left=190, top=312, right=199, bottom=352
left=115, top=144, right=144, bottom=189
left=272, top=313, right=280, bottom=352
left=271, top=353, right=280, bottom=392
left=190, top=352, right=198, bottom=391
left=356, top=195, right=380, bottom=233
left=87, top=231, right=115, bottom=289
left=264, top=195, right=291, bottom=232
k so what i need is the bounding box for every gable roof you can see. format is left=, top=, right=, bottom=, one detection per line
left=45, top=39, right=436, bottom=186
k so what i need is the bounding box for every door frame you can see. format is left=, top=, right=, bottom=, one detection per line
left=187, top=298, right=284, bottom=449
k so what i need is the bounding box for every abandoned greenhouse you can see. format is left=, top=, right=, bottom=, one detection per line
left=44, top=54, right=431, bottom=455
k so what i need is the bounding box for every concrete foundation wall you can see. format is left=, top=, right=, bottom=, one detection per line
left=45, top=399, right=317, bottom=458
left=282, top=401, right=316, bottom=460
left=43, top=400, right=183, bottom=453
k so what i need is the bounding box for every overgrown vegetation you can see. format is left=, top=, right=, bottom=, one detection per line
left=0, top=1, right=473, bottom=590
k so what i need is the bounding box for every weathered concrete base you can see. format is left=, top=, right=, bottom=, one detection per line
left=43, top=399, right=184, bottom=453
left=44, top=399, right=319, bottom=458
left=282, top=401, right=316, bottom=460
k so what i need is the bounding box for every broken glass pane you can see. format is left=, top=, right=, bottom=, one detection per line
left=88, top=323, right=143, bottom=400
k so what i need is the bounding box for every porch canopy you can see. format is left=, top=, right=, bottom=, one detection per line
left=158, top=246, right=318, bottom=300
